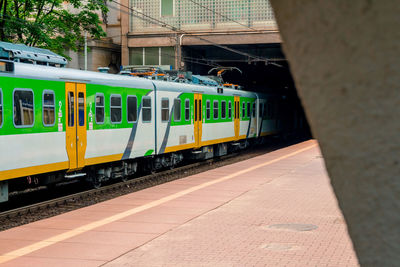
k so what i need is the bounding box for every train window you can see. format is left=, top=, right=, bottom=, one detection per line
left=78, top=92, right=85, bottom=126
left=206, top=100, right=211, bottom=120
left=0, top=89, right=2, bottom=128
left=142, top=96, right=152, bottom=122
left=247, top=102, right=251, bottom=118
left=185, top=99, right=190, bottom=121
left=234, top=102, right=237, bottom=119
left=228, top=101, right=232, bottom=119
left=110, top=95, right=122, bottom=123
left=194, top=99, right=197, bottom=121
left=174, top=98, right=181, bottom=121
left=95, top=94, right=104, bottom=124
left=14, top=89, right=34, bottom=127
left=252, top=102, right=256, bottom=118
left=43, top=90, right=55, bottom=126
left=259, top=103, right=263, bottom=118
left=198, top=99, right=202, bottom=122
left=68, top=92, right=74, bottom=126
left=242, top=102, right=245, bottom=118
left=127, top=96, right=137, bottom=123
left=161, top=98, right=169, bottom=122
left=221, top=101, right=226, bottom=119
left=213, top=100, right=219, bottom=119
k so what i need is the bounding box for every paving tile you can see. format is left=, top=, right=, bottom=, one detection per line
left=63, top=230, right=157, bottom=246
left=27, top=242, right=134, bottom=261
left=146, top=205, right=210, bottom=216
left=94, top=221, right=179, bottom=234
left=2, top=256, right=105, bottom=267
left=0, top=140, right=358, bottom=267
left=0, top=227, right=65, bottom=242
left=119, top=211, right=196, bottom=225
left=101, top=196, right=152, bottom=206
left=156, top=199, right=225, bottom=212
left=23, top=218, right=91, bottom=230
left=0, top=239, right=42, bottom=254
left=103, top=141, right=359, bottom=267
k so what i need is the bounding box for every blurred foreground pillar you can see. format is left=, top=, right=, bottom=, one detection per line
left=270, top=1, right=400, bottom=266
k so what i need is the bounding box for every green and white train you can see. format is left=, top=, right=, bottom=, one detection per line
left=0, top=60, right=283, bottom=202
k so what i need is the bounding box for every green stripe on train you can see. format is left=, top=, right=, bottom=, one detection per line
left=0, top=76, right=151, bottom=136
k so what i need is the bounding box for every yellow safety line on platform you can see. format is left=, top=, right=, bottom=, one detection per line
left=0, top=142, right=317, bottom=264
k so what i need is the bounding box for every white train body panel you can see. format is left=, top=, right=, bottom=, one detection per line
left=0, top=132, right=68, bottom=171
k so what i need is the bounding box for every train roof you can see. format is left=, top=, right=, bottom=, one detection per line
left=4, top=62, right=258, bottom=98
left=10, top=62, right=154, bottom=90
left=0, top=42, right=67, bottom=66
left=152, top=79, right=256, bottom=98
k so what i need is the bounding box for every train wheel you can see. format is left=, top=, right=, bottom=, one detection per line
left=87, top=171, right=101, bottom=189
left=92, top=177, right=101, bottom=189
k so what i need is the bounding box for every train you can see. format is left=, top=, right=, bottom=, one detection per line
left=0, top=53, right=304, bottom=203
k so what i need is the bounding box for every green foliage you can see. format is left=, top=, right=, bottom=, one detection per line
left=0, top=0, right=109, bottom=58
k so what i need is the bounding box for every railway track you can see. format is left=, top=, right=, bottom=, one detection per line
left=0, top=138, right=307, bottom=231
left=0, top=152, right=241, bottom=230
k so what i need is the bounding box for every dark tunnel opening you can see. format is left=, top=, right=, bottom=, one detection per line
left=182, top=43, right=312, bottom=139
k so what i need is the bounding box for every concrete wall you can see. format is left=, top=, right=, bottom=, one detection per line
left=270, top=1, right=400, bottom=266
left=66, top=45, right=120, bottom=73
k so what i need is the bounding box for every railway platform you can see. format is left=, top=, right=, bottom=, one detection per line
left=0, top=140, right=359, bottom=266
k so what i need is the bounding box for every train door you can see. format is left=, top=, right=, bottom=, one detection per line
left=194, top=93, right=203, bottom=148
left=234, top=96, right=240, bottom=140
left=65, top=82, right=87, bottom=170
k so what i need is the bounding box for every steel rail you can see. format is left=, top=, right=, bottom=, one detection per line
left=0, top=153, right=238, bottom=221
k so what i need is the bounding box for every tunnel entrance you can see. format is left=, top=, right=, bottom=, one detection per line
left=182, top=43, right=312, bottom=138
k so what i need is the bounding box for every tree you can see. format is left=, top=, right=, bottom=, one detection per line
left=0, top=0, right=109, bottom=58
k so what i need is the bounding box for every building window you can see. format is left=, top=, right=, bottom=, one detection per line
left=0, top=89, right=3, bottom=128
left=142, top=96, right=152, bottom=122
left=43, top=90, right=55, bottom=126
left=145, top=47, right=159, bottom=65
left=242, top=102, right=246, bottom=118
left=110, top=95, right=122, bottom=123
left=174, top=98, right=181, bottom=121
left=161, top=47, right=175, bottom=67
left=129, top=47, right=176, bottom=68
left=185, top=99, right=190, bottom=121
left=161, top=0, right=174, bottom=17
left=252, top=102, right=256, bottom=117
left=213, top=100, right=219, bottom=119
left=95, top=93, right=105, bottom=124
left=129, top=47, right=143, bottom=65
left=127, top=96, right=138, bottom=123
left=221, top=101, right=226, bottom=119
left=14, top=89, right=34, bottom=127
left=161, top=98, right=169, bottom=122
left=228, top=101, right=232, bottom=119
left=247, top=102, right=251, bottom=118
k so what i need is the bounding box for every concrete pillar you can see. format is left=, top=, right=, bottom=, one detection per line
left=270, top=1, right=400, bottom=266
left=120, top=0, right=130, bottom=66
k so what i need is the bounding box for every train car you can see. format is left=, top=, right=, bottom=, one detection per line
left=0, top=60, right=282, bottom=203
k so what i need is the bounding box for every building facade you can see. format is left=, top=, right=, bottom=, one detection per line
left=67, top=0, right=279, bottom=73
left=121, top=0, right=279, bottom=70
left=66, top=0, right=123, bottom=73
